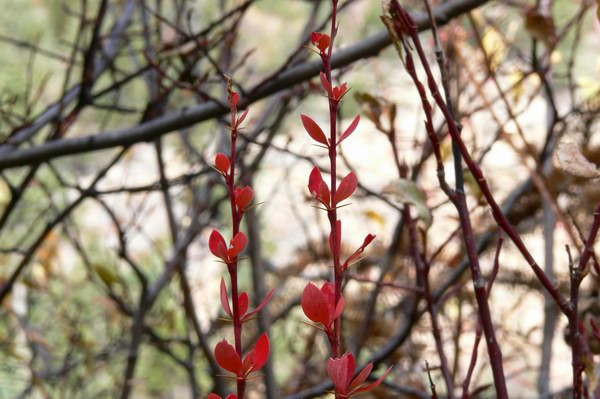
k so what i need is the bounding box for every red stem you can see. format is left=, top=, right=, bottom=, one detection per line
left=324, top=0, right=342, bottom=361
left=404, top=13, right=571, bottom=316
left=227, top=110, right=246, bottom=398
left=569, top=203, right=600, bottom=399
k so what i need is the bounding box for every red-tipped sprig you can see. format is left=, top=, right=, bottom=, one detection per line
left=208, top=80, right=272, bottom=399
left=327, top=353, right=392, bottom=398
left=299, top=2, right=386, bottom=396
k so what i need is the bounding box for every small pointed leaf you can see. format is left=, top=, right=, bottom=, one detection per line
left=214, top=339, right=241, bottom=375
left=215, top=153, right=230, bottom=174
left=301, top=114, right=329, bottom=146
left=235, top=186, right=254, bottom=211
left=352, top=365, right=393, bottom=394
left=338, top=115, right=360, bottom=145
left=238, top=292, right=249, bottom=318
left=333, top=172, right=358, bottom=206
left=209, top=230, right=228, bottom=260
left=301, top=282, right=330, bottom=326
left=244, top=288, right=275, bottom=321
left=220, top=277, right=232, bottom=317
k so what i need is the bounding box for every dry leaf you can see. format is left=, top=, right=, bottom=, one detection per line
left=383, top=179, right=432, bottom=227
left=364, top=209, right=386, bottom=228
left=93, top=264, right=119, bottom=286
left=555, top=134, right=600, bottom=178
left=524, top=6, right=557, bottom=49
left=482, top=27, right=507, bottom=71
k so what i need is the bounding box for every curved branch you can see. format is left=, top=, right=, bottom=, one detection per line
left=0, top=0, right=488, bottom=170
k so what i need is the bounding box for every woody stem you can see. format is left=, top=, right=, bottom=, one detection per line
left=324, top=0, right=342, bottom=362
left=228, top=124, right=245, bottom=398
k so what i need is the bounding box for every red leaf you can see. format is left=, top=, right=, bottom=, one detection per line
left=220, top=277, right=232, bottom=317
left=236, top=109, right=249, bottom=127
left=332, top=83, right=348, bottom=101
left=327, top=353, right=356, bottom=395
left=238, top=292, right=249, bottom=318
left=352, top=365, right=393, bottom=395
left=317, top=35, right=330, bottom=53
left=320, top=72, right=333, bottom=98
left=227, top=232, right=248, bottom=259
left=343, top=234, right=376, bottom=270
left=301, top=282, right=330, bottom=326
left=333, top=172, right=358, bottom=206
left=251, top=333, right=270, bottom=371
left=308, top=167, right=331, bottom=207
left=301, top=114, right=328, bottom=146
left=241, top=353, right=253, bottom=377
left=240, top=333, right=270, bottom=377
left=333, top=295, right=345, bottom=322
left=243, top=288, right=275, bottom=322
left=235, top=186, right=254, bottom=211
left=308, top=167, right=324, bottom=195
left=215, top=153, right=230, bottom=174
left=348, top=363, right=373, bottom=393
left=214, top=339, right=241, bottom=375
left=209, top=230, right=228, bottom=261
left=230, top=92, right=240, bottom=108
left=320, top=282, right=343, bottom=325
left=338, top=115, right=360, bottom=145
left=311, top=32, right=330, bottom=53
left=317, top=181, right=331, bottom=208
left=310, top=32, right=322, bottom=46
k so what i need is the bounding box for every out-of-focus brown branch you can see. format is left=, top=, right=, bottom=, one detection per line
left=0, top=0, right=488, bottom=170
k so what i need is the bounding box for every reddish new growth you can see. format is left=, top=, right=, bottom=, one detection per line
left=208, top=79, right=272, bottom=399
left=327, top=353, right=392, bottom=398
left=299, top=2, right=388, bottom=397
left=209, top=230, right=248, bottom=264
left=220, top=277, right=274, bottom=324
left=302, top=282, right=345, bottom=338
left=311, top=32, right=331, bottom=55
left=214, top=333, right=270, bottom=379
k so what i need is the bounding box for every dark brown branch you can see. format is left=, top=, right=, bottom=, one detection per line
left=0, top=0, right=488, bottom=170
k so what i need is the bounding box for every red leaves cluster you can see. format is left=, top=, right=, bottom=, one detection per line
left=301, top=282, right=344, bottom=335
left=311, top=32, right=330, bottom=54
left=308, top=167, right=331, bottom=208
left=220, top=277, right=274, bottom=323
left=307, top=167, right=358, bottom=210
left=327, top=353, right=392, bottom=397
left=319, top=72, right=350, bottom=103
left=209, top=230, right=248, bottom=263
left=227, top=89, right=249, bottom=130
left=209, top=78, right=274, bottom=399
left=214, top=333, right=270, bottom=379
left=301, top=112, right=360, bottom=148
left=214, top=156, right=255, bottom=213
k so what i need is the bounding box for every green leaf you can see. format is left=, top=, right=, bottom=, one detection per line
left=93, top=264, right=119, bottom=286
left=383, top=179, right=432, bottom=227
